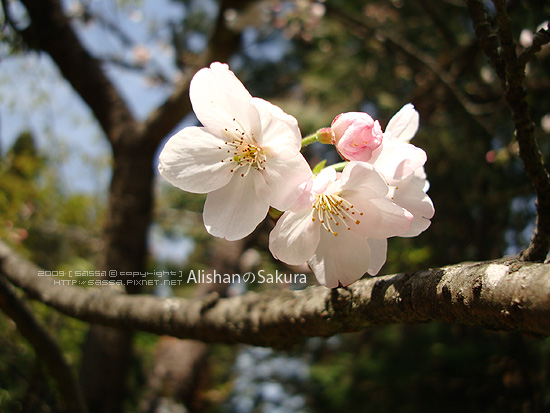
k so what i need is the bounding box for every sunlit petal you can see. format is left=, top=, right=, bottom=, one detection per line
left=389, top=172, right=434, bottom=237
left=269, top=209, right=320, bottom=265
left=309, top=230, right=371, bottom=288
left=203, top=169, right=270, bottom=241
left=190, top=62, right=254, bottom=132
left=264, top=153, right=313, bottom=211
left=372, top=141, right=426, bottom=184
left=158, top=126, right=233, bottom=193
left=339, top=161, right=388, bottom=199
left=385, top=103, right=419, bottom=142
left=343, top=194, right=413, bottom=239
left=251, top=98, right=302, bottom=152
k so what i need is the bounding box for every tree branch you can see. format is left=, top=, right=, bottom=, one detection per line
left=465, top=0, right=550, bottom=261
left=139, top=0, right=246, bottom=149
left=464, top=0, right=506, bottom=88
left=0, top=275, right=87, bottom=413
left=18, top=0, right=138, bottom=146
left=139, top=76, right=194, bottom=150
left=491, top=0, right=550, bottom=262
left=1, top=240, right=549, bottom=348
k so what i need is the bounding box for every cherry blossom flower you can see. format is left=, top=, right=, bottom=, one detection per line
left=369, top=104, right=434, bottom=236
left=331, top=112, right=384, bottom=162
left=158, top=62, right=312, bottom=241
left=269, top=163, right=413, bottom=288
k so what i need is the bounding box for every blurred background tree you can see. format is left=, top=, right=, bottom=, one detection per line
left=0, top=0, right=549, bottom=411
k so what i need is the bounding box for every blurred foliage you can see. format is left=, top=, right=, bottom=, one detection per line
left=0, top=133, right=105, bottom=410
left=0, top=132, right=104, bottom=269
left=309, top=325, right=550, bottom=413
left=0, top=298, right=89, bottom=412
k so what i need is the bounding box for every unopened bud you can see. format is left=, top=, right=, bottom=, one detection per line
left=331, top=112, right=383, bottom=162
left=316, top=127, right=334, bottom=144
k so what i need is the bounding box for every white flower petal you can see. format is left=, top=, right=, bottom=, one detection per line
left=339, top=162, right=389, bottom=199
left=386, top=103, right=419, bottom=142
left=158, top=126, right=233, bottom=193
left=343, top=195, right=413, bottom=239
left=367, top=238, right=387, bottom=275
left=190, top=62, right=254, bottom=132
left=288, top=179, right=316, bottom=211
left=251, top=98, right=302, bottom=153
left=269, top=208, right=320, bottom=265
left=312, top=167, right=337, bottom=194
left=308, top=230, right=372, bottom=288
left=203, top=169, right=270, bottom=240
left=263, top=153, right=313, bottom=211
left=413, top=167, right=431, bottom=191
left=372, top=141, right=427, bottom=184
left=390, top=173, right=434, bottom=237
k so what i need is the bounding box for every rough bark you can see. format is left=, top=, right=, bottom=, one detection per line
left=139, top=337, right=209, bottom=413
left=2, top=241, right=549, bottom=347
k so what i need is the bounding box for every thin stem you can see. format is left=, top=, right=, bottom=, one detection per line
left=301, top=133, right=319, bottom=148
left=518, top=25, right=550, bottom=68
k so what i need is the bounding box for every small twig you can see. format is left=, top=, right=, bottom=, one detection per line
left=464, top=0, right=507, bottom=89
left=139, top=0, right=244, bottom=148
left=518, top=25, right=550, bottom=68
left=99, top=55, right=172, bottom=85
left=18, top=0, right=137, bottom=146
left=324, top=2, right=495, bottom=135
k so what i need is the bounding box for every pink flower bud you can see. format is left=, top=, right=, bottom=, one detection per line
left=316, top=127, right=334, bottom=144
left=331, top=112, right=383, bottom=162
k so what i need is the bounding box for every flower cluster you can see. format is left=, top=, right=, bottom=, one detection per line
left=158, top=63, right=434, bottom=288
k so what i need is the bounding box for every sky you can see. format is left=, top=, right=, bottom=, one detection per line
left=0, top=0, right=192, bottom=194
left=1, top=0, right=199, bottom=262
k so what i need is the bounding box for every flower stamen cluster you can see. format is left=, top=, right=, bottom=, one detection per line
left=312, top=193, right=363, bottom=236
left=219, top=125, right=267, bottom=177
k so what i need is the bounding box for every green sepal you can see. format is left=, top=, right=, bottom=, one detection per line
left=312, top=159, right=327, bottom=174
